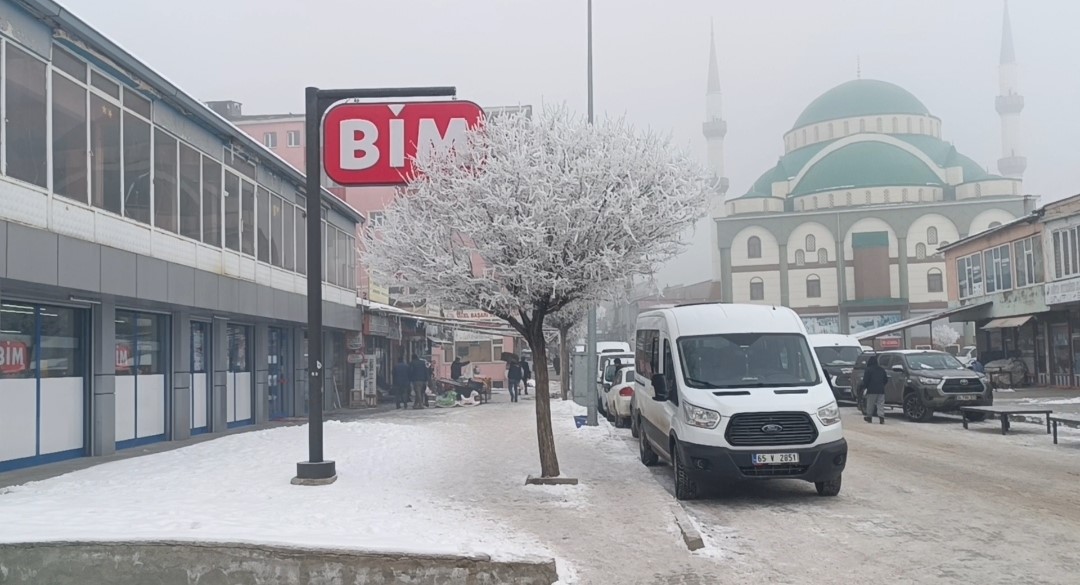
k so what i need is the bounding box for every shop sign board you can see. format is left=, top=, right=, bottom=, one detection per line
left=0, top=340, right=29, bottom=374
left=1045, top=277, right=1080, bottom=305
left=323, top=100, right=484, bottom=186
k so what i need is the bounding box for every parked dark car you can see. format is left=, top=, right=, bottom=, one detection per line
left=852, top=350, right=991, bottom=422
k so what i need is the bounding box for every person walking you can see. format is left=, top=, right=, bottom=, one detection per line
left=521, top=359, right=532, bottom=396
left=507, top=360, right=523, bottom=403
left=409, top=354, right=429, bottom=409
left=861, top=354, right=888, bottom=424
left=392, top=356, right=411, bottom=409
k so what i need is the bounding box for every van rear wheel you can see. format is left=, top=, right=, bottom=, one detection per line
left=638, top=419, right=659, bottom=467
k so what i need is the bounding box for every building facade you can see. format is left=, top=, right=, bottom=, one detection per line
left=0, top=0, right=361, bottom=472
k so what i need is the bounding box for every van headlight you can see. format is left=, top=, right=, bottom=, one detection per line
left=683, top=401, right=721, bottom=429
left=817, top=402, right=841, bottom=426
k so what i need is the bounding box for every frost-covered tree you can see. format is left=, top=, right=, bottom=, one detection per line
left=932, top=323, right=960, bottom=350
left=365, top=107, right=711, bottom=478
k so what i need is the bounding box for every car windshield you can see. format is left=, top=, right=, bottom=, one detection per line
left=905, top=353, right=964, bottom=370
left=814, top=346, right=861, bottom=366
left=677, top=333, right=820, bottom=389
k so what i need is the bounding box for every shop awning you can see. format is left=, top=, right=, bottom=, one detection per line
left=981, top=316, right=1033, bottom=330
left=855, top=301, right=991, bottom=341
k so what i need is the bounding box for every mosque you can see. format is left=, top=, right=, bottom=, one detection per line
left=674, top=2, right=1032, bottom=339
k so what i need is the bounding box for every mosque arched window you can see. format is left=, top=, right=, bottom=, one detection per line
left=916, top=243, right=927, bottom=260
left=805, top=234, right=817, bottom=252
left=818, top=249, right=829, bottom=264
left=902, top=188, right=909, bottom=201
left=846, top=192, right=853, bottom=206
left=876, top=118, right=883, bottom=132
left=747, top=236, right=762, bottom=259
left=927, top=227, right=938, bottom=245
left=795, top=249, right=806, bottom=266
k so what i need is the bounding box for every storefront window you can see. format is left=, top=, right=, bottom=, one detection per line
left=1035, top=323, right=1046, bottom=380
left=192, top=321, right=208, bottom=373
left=38, top=307, right=85, bottom=378
left=1051, top=324, right=1069, bottom=376
left=116, top=311, right=166, bottom=375
left=227, top=324, right=250, bottom=372
left=1018, top=322, right=1036, bottom=380
left=0, top=303, right=37, bottom=379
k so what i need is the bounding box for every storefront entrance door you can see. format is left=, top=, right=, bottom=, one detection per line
left=268, top=327, right=289, bottom=420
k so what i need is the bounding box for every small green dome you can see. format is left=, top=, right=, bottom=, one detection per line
left=792, top=79, right=931, bottom=130
left=790, top=141, right=943, bottom=197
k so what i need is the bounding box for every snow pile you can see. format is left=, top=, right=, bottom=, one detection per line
left=0, top=419, right=548, bottom=560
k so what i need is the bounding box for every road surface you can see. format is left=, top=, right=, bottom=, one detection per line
left=627, top=408, right=1080, bottom=585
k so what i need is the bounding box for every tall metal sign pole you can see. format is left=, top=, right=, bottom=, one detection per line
left=294, top=85, right=464, bottom=485
left=584, top=0, right=599, bottom=427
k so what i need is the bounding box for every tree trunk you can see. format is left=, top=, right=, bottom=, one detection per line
left=526, top=332, right=561, bottom=478
left=559, top=325, right=571, bottom=401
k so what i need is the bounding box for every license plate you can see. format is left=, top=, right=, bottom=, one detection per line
left=956, top=395, right=979, bottom=401
left=752, top=453, right=800, bottom=465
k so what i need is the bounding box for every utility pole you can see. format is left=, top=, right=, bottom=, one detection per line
left=585, top=0, right=598, bottom=427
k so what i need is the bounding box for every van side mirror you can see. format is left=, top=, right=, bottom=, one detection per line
left=891, top=364, right=905, bottom=373
left=650, top=374, right=668, bottom=401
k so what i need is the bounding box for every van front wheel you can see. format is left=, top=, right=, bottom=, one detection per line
left=672, top=441, right=698, bottom=501
left=815, top=474, right=842, bottom=497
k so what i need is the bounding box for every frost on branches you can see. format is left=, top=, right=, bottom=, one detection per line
left=365, top=107, right=712, bottom=477
left=932, top=323, right=960, bottom=350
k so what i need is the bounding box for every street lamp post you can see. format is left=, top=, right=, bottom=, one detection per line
left=585, top=0, right=599, bottom=427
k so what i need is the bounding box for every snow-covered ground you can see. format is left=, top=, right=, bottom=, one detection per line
left=0, top=392, right=722, bottom=584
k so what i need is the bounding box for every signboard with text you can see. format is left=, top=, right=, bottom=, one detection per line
left=1045, top=277, right=1080, bottom=305
left=323, top=101, right=483, bottom=186
left=0, top=340, right=29, bottom=375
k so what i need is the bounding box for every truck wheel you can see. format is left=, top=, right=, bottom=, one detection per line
left=672, top=441, right=698, bottom=501
left=639, top=420, right=659, bottom=466
left=903, top=392, right=934, bottom=422
left=815, top=474, right=842, bottom=497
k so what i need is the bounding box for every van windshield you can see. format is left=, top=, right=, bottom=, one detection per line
left=677, top=333, right=820, bottom=389
left=814, top=346, right=861, bottom=366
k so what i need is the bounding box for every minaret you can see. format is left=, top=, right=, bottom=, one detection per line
left=996, top=0, right=1026, bottom=179
left=703, top=20, right=729, bottom=209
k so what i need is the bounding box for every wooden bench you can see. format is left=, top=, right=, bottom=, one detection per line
left=1050, top=414, right=1080, bottom=444
left=959, top=405, right=1053, bottom=436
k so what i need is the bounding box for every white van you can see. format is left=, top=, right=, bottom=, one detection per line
left=808, top=334, right=865, bottom=401
left=633, top=303, right=846, bottom=500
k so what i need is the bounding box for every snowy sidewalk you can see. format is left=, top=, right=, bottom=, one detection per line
left=0, top=391, right=722, bottom=584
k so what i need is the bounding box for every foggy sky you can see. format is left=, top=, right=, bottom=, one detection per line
left=60, top=0, right=1080, bottom=285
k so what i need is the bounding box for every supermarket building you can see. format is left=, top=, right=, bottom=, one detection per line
left=0, top=0, right=363, bottom=472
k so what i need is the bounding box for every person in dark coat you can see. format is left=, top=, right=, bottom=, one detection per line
left=507, top=361, right=523, bottom=402
left=451, top=357, right=471, bottom=381
left=409, top=355, right=429, bottom=409
left=861, top=355, right=888, bottom=424
left=553, top=355, right=561, bottom=376
left=520, top=359, right=532, bottom=395
left=392, top=357, right=411, bottom=409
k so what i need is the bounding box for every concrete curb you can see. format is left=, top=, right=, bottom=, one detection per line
left=671, top=505, right=705, bottom=551
left=0, top=540, right=559, bottom=585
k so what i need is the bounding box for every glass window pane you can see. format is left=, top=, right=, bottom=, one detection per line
left=122, top=112, right=152, bottom=224
left=296, top=207, right=307, bottom=275
left=39, top=307, right=84, bottom=378
left=337, top=229, right=348, bottom=288
left=283, top=204, right=295, bottom=271
left=52, top=46, right=86, bottom=82
left=115, top=311, right=136, bottom=376
left=1014, top=241, right=1027, bottom=288
left=52, top=72, right=88, bottom=202
left=1000, top=245, right=1012, bottom=290
left=178, top=144, right=201, bottom=240
left=224, top=171, right=241, bottom=251
left=122, top=88, right=151, bottom=118
left=0, top=303, right=37, bottom=379
left=191, top=321, right=208, bottom=373
left=227, top=324, right=250, bottom=372
left=324, top=222, right=334, bottom=283
left=241, top=180, right=255, bottom=256
left=271, top=195, right=283, bottom=267
left=136, top=313, right=165, bottom=375
left=257, top=187, right=270, bottom=263
left=90, top=94, right=122, bottom=213
left=201, top=158, right=222, bottom=246
left=90, top=71, right=119, bottom=98
left=153, top=129, right=178, bottom=232
left=1033, top=236, right=1044, bottom=282
left=6, top=46, right=48, bottom=187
